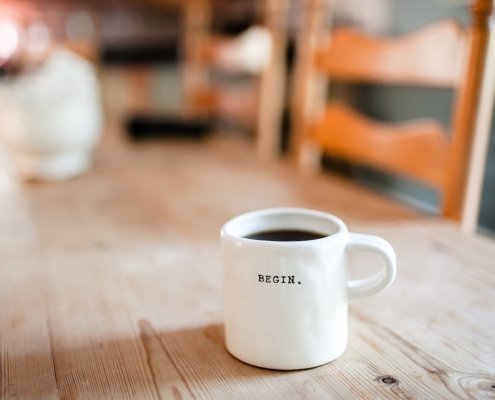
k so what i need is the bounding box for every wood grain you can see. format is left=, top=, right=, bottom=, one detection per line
left=0, top=70, right=494, bottom=399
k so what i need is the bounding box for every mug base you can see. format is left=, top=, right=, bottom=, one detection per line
left=225, top=345, right=348, bottom=371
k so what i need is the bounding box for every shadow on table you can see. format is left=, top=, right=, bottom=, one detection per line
left=137, top=320, right=287, bottom=396
left=26, top=321, right=289, bottom=398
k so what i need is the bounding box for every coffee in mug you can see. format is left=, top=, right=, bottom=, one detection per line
left=244, top=229, right=327, bottom=241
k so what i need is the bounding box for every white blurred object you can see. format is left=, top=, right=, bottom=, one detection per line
left=0, top=47, right=103, bottom=181
left=0, top=19, right=20, bottom=65
left=213, top=26, right=273, bottom=74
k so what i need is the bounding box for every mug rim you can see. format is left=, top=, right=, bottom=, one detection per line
left=221, top=207, right=348, bottom=244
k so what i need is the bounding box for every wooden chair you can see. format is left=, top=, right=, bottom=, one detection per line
left=183, top=0, right=288, bottom=159
left=291, top=0, right=494, bottom=222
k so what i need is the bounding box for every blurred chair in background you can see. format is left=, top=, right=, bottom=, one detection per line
left=130, top=0, right=288, bottom=158
left=291, top=0, right=494, bottom=226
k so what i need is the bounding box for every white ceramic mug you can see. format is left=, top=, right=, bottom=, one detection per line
left=221, top=207, right=396, bottom=370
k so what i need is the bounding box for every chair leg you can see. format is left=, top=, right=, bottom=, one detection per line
left=256, top=0, right=289, bottom=160
left=182, top=0, right=211, bottom=118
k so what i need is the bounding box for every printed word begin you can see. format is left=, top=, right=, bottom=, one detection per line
left=258, top=275, right=300, bottom=284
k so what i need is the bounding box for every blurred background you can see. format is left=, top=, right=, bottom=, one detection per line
left=0, top=0, right=493, bottom=233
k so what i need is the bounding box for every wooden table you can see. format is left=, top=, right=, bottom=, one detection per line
left=1, top=132, right=494, bottom=399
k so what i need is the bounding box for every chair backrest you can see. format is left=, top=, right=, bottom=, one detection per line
left=291, top=0, right=493, bottom=220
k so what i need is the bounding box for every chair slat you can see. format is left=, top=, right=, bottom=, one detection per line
left=311, top=102, right=450, bottom=187
left=315, top=21, right=467, bottom=87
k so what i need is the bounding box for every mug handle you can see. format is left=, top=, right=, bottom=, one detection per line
left=346, top=233, right=397, bottom=301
